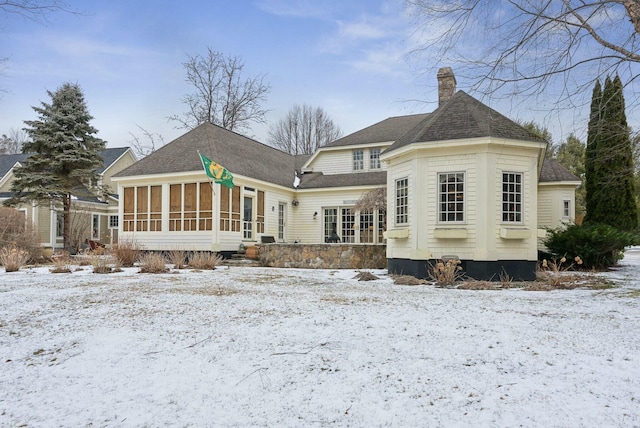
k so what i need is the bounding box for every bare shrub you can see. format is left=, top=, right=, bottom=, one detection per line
left=499, top=269, right=513, bottom=289
left=112, top=239, right=143, bottom=267
left=91, top=254, right=116, bottom=274
left=537, top=256, right=583, bottom=289
left=72, top=255, right=92, bottom=266
left=167, top=249, right=187, bottom=269
left=138, top=252, right=169, bottom=273
left=0, top=206, right=42, bottom=262
left=188, top=251, right=224, bottom=270
left=428, top=259, right=464, bottom=286
left=0, top=245, right=30, bottom=272
left=50, top=251, right=72, bottom=273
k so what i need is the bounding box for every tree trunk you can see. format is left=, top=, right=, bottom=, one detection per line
left=63, top=193, right=71, bottom=252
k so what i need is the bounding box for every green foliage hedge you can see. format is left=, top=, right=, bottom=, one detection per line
left=543, top=223, right=639, bottom=270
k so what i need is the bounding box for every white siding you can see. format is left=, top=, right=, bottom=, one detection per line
left=494, top=154, right=539, bottom=260
left=423, top=153, right=477, bottom=260
left=114, top=172, right=296, bottom=252
left=290, top=187, right=385, bottom=244
left=538, top=184, right=577, bottom=230
left=384, top=139, right=544, bottom=263
left=308, top=147, right=387, bottom=175
left=385, top=158, right=415, bottom=260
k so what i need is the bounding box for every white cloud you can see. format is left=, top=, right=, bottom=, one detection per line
left=42, top=33, right=153, bottom=59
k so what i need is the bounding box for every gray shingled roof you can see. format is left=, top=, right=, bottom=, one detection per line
left=97, top=147, right=131, bottom=173
left=0, top=153, right=30, bottom=178
left=540, top=158, right=581, bottom=183
left=298, top=171, right=387, bottom=189
left=114, top=123, right=297, bottom=188
left=327, top=113, right=430, bottom=148
left=386, top=91, right=546, bottom=154
left=1, top=149, right=122, bottom=179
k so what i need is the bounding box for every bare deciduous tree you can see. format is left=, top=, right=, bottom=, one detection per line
left=127, top=125, right=164, bottom=159
left=0, top=128, right=27, bottom=154
left=354, top=187, right=387, bottom=214
left=268, top=104, right=342, bottom=155
left=0, top=0, right=70, bottom=21
left=169, top=47, right=270, bottom=134
left=407, top=1, right=640, bottom=102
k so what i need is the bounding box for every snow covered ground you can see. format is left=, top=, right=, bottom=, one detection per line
left=1, top=249, right=639, bottom=427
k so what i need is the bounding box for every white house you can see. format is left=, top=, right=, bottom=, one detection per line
left=112, top=70, right=580, bottom=280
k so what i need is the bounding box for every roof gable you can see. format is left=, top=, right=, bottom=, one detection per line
left=326, top=113, right=429, bottom=148
left=385, top=91, right=545, bottom=154
left=114, top=123, right=297, bottom=188
left=0, top=153, right=31, bottom=179
left=97, top=147, right=132, bottom=173
left=0, top=149, right=130, bottom=178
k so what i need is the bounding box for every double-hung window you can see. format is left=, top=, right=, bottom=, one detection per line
left=438, top=172, right=465, bottom=222
left=395, top=178, right=408, bottom=225
left=502, top=172, right=523, bottom=222
left=353, top=150, right=364, bottom=171
left=563, top=200, right=571, bottom=218
left=370, top=148, right=381, bottom=169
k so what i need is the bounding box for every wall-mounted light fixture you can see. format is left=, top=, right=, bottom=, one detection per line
left=313, top=212, right=318, bottom=219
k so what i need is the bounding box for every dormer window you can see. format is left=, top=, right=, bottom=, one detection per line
left=353, top=150, right=364, bottom=171
left=370, top=148, right=381, bottom=169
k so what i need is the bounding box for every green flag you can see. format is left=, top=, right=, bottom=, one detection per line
left=199, top=153, right=234, bottom=189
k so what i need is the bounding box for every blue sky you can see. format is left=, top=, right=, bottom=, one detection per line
left=0, top=0, right=635, bottom=150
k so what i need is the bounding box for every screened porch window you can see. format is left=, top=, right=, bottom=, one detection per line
left=122, top=185, right=162, bottom=232
left=169, top=182, right=213, bottom=232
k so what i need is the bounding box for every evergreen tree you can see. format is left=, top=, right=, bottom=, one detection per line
left=584, top=76, right=638, bottom=231
left=520, top=121, right=555, bottom=158
left=4, top=83, right=106, bottom=250
left=584, top=79, right=602, bottom=223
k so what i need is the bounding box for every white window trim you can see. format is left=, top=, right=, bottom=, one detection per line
left=562, top=199, right=571, bottom=218
left=502, top=171, right=524, bottom=224
left=353, top=150, right=364, bottom=171
left=369, top=148, right=381, bottom=170
left=395, top=177, right=409, bottom=226
left=437, top=171, right=466, bottom=224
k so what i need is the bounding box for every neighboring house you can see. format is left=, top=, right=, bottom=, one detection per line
left=112, top=69, right=579, bottom=280
left=0, top=147, right=137, bottom=252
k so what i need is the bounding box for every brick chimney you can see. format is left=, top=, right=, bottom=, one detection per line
left=437, top=67, right=456, bottom=107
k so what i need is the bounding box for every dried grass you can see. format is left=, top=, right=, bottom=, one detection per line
left=428, top=259, right=465, bottom=286
left=0, top=245, right=30, bottom=272
left=50, top=252, right=72, bottom=273
left=138, top=253, right=169, bottom=274
left=112, top=239, right=143, bottom=267
left=354, top=271, right=379, bottom=281
left=393, top=275, right=427, bottom=286
left=167, top=249, right=187, bottom=269
left=537, top=256, right=584, bottom=289
left=188, top=252, right=224, bottom=270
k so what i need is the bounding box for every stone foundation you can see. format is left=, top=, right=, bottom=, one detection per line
left=257, top=243, right=386, bottom=269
